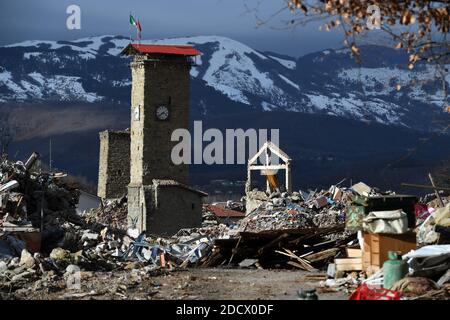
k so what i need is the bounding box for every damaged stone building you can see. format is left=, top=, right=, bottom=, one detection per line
left=97, top=130, right=130, bottom=199
left=98, top=43, right=206, bottom=236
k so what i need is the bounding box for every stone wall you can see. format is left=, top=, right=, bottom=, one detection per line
left=129, top=55, right=190, bottom=186
left=127, top=184, right=146, bottom=232
left=97, top=130, right=130, bottom=199
left=127, top=180, right=204, bottom=236
left=146, top=184, right=203, bottom=236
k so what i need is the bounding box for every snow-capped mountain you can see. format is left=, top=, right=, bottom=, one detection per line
left=0, top=35, right=448, bottom=131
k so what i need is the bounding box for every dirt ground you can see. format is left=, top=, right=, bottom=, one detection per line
left=1, top=268, right=350, bottom=300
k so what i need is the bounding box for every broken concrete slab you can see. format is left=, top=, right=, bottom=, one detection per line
left=352, top=182, right=372, bottom=197
left=49, top=248, right=71, bottom=261
left=19, top=249, right=35, bottom=269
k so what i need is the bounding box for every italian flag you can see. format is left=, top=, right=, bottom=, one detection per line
left=130, top=14, right=142, bottom=31
left=130, top=14, right=142, bottom=40
left=129, top=14, right=137, bottom=27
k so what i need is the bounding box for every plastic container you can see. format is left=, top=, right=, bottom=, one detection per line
left=349, top=283, right=401, bottom=300
left=383, top=251, right=408, bottom=289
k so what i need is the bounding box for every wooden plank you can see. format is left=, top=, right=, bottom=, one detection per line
left=336, top=262, right=363, bottom=271
left=429, top=173, right=445, bottom=207
left=304, top=248, right=340, bottom=262
left=249, top=165, right=288, bottom=170
left=257, top=233, right=290, bottom=255
left=287, top=261, right=308, bottom=270
left=335, top=258, right=362, bottom=265
left=275, top=248, right=317, bottom=271
left=335, top=258, right=363, bottom=271
left=346, top=248, right=362, bottom=258
left=401, top=182, right=450, bottom=192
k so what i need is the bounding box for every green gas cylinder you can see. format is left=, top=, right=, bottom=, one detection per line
left=383, top=251, right=408, bottom=289
left=297, top=288, right=318, bottom=300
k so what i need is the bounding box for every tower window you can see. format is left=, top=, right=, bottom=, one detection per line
left=168, top=96, right=172, bottom=105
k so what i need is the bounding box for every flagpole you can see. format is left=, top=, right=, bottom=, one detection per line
left=129, top=12, right=132, bottom=44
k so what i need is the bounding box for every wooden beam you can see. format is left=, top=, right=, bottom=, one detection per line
left=285, top=160, right=292, bottom=193
left=401, top=183, right=450, bottom=192
left=265, top=141, right=292, bottom=162
left=429, top=173, right=445, bottom=207
left=248, top=142, right=268, bottom=165
left=249, top=165, right=287, bottom=170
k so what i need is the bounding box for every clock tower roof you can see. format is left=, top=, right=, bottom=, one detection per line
left=121, top=43, right=201, bottom=56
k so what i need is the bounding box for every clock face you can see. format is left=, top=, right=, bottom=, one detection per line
left=156, top=105, right=169, bottom=120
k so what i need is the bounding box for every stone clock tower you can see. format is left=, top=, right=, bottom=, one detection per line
left=127, top=46, right=197, bottom=185
left=121, top=43, right=205, bottom=235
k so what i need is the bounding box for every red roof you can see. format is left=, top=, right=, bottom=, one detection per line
left=204, top=204, right=246, bottom=218
left=121, top=43, right=201, bottom=56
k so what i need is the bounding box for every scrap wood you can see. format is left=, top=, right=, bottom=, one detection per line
left=287, top=261, right=309, bottom=270
left=304, top=274, right=327, bottom=279
left=239, top=227, right=315, bottom=240
left=275, top=248, right=317, bottom=271
left=228, top=219, right=250, bottom=264
left=303, top=248, right=341, bottom=263
left=311, top=239, right=338, bottom=248
left=257, top=232, right=291, bottom=255
left=200, top=248, right=226, bottom=267
left=429, top=173, right=445, bottom=208
left=61, top=291, right=102, bottom=299
left=335, top=257, right=363, bottom=271
left=228, top=236, right=242, bottom=265
left=288, top=224, right=345, bottom=247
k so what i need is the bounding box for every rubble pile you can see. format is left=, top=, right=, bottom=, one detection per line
left=202, top=206, right=219, bottom=227
left=84, top=196, right=128, bottom=230
left=0, top=154, right=79, bottom=226
left=238, top=185, right=354, bottom=232
left=0, top=154, right=84, bottom=257
left=0, top=152, right=231, bottom=296
left=1, top=152, right=448, bottom=300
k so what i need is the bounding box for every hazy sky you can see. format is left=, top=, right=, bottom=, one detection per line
left=0, top=0, right=347, bottom=56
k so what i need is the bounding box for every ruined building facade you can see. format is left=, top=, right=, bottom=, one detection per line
left=97, top=130, right=130, bottom=199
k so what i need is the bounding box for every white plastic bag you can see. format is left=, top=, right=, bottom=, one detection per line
left=363, top=209, right=408, bottom=234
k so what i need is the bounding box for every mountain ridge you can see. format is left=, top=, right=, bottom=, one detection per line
left=0, top=35, right=448, bottom=131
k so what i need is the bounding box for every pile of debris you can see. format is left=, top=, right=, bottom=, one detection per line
left=0, top=153, right=79, bottom=225
left=202, top=201, right=246, bottom=227
left=0, top=153, right=82, bottom=255
left=1, top=151, right=448, bottom=301
left=84, top=196, right=128, bottom=230
left=239, top=182, right=374, bottom=233
left=202, top=205, right=219, bottom=227
left=201, top=225, right=357, bottom=270
left=0, top=219, right=233, bottom=294
left=317, top=184, right=450, bottom=300
left=0, top=151, right=234, bottom=292
left=187, top=183, right=373, bottom=269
